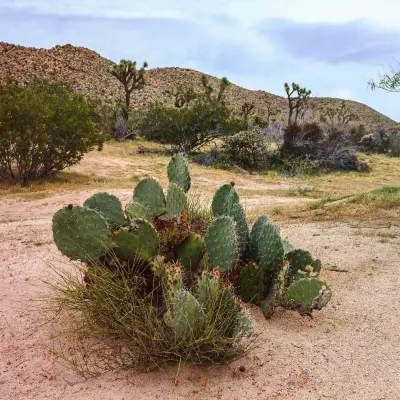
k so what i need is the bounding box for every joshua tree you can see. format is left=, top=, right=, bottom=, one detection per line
left=201, top=74, right=231, bottom=102
left=111, top=60, right=148, bottom=109
left=240, top=101, right=255, bottom=122
left=166, top=84, right=198, bottom=108
left=319, top=100, right=358, bottom=126
left=284, top=82, right=312, bottom=125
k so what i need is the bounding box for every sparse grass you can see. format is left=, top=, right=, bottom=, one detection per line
left=304, top=186, right=400, bottom=221
left=353, top=228, right=397, bottom=239
left=43, top=257, right=254, bottom=377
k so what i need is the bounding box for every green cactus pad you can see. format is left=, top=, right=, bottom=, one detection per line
left=112, top=219, right=159, bottom=262
left=260, top=262, right=289, bottom=318
left=52, top=206, right=112, bottom=261
left=204, top=216, right=238, bottom=272
left=257, top=223, right=284, bottom=274
left=170, top=289, right=205, bottom=341
left=286, top=249, right=322, bottom=277
left=175, top=233, right=204, bottom=271
left=196, top=273, right=220, bottom=310
left=231, top=202, right=249, bottom=257
left=166, top=183, right=187, bottom=218
left=133, top=177, right=166, bottom=217
left=211, top=183, right=239, bottom=217
left=281, top=239, right=294, bottom=255
left=237, top=262, right=264, bottom=304
left=249, top=215, right=269, bottom=259
left=126, top=201, right=152, bottom=221
left=83, top=192, right=126, bottom=229
left=234, top=312, right=253, bottom=337
left=282, top=278, right=332, bottom=314
left=167, top=155, right=191, bottom=193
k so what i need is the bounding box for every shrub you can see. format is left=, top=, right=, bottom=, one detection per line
left=221, top=126, right=270, bottom=170
left=0, top=78, right=104, bottom=185
left=283, top=122, right=324, bottom=156
left=138, top=100, right=246, bottom=153
left=49, top=156, right=331, bottom=374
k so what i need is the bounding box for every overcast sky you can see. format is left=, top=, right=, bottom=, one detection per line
left=1, top=0, right=399, bottom=121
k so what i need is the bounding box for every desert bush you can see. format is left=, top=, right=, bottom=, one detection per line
left=221, top=126, right=270, bottom=170
left=0, top=77, right=104, bottom=185
left=138, top=100, right=245, bottom=153
left=48, top=155, right=331, bottom=374
left=283, top=122, right=324, bottom=156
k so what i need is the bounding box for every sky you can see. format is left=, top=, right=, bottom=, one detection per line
left=1, top=0, right=399, bottom=121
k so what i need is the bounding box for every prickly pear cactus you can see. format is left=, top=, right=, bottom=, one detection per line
left=257, top=223, right=284, bottom=274
left=260, top=262, right=289, bottom=318
left=83, top=192, right=127, bottom=228
left=237, top=262, right=264, bottom=305
left=133, top=177, right=166, bottom=217
left=230, top=202, right=249, bottom=257
left=126, top=201, right=152, bottom=221
left=113, top=219, right=159, bottom=262
left=282, top=278, right=332, bottom=315
left=169, top=289, right=205, bottom=341
left=52, top=206, right=113, bottom=261
left=286, top=249, right=322, bottom=277
left=166, top=183, right=187, bottom=218
left=167, top=154, right=191, bottom=193
left=249, top=215, right=269, bottom=258
left=174, top=233, right=204, bottom=271
left=281, top=239, right=294, bottom=255
left=195, top=272, right=220, bottom=309
left=212, top=183, right=239, bottom=217
left=204, top=216, right=238, bottom=272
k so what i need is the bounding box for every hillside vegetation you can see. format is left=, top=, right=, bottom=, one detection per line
left=0, top=42, right=397, bottom=131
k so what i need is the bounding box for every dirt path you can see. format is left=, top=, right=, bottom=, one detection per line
left=1, top=189, right=399, bottom=400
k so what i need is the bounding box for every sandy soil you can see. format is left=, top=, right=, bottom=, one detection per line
left=1, top=184, right=400, bottom=400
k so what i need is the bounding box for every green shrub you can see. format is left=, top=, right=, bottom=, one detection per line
left=0, top=77, right=105, bottom=185
left=138, top=100, right=245, bottom=153
left=221, top=126, right=270, bottom=170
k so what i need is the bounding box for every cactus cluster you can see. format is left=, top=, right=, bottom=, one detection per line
left=52, top=153, right=331, bottom=349
left=206, top=181, right=332, bottom=317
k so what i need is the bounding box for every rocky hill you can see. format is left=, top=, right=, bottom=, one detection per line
left=0, top=42, right=397, bottom=130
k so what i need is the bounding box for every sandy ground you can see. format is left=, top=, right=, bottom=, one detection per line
left=1, top=174, right=400, bottom=399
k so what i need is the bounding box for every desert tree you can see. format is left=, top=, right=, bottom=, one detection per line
left=111, top=59, right=148, bottom=109
left=284, top=82, right=312, bottom=124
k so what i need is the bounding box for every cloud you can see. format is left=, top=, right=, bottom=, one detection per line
left=259, top=19, right=400, bottom=65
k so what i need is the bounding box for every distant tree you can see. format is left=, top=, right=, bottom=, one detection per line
left=110, top=60, right=148, bottom=109
left=284, top=82, right=312, bottom=124
left=166, top=84, right=198, bottom=108
left=368, top=61, right=400, bottom=93
left=319, top=100, right=358, bottom=126
left=201, top=74, right=231, bottom=102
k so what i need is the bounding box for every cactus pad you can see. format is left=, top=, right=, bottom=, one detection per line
left=249, top=215, right=269, bottom=259
left=126, top=201, right=152, bottom=221
left=211, top=183, right=239, bottom=217
left=205, top=216, right=238, bottom=272
left=286, top=249, right=322, bottom=277
left=237, top=262, right=264, bottom=304
left=174, top=233, right=204, bottom=271
left=257, top=223, right=284, bottom=274
left=166, top=183, right=187, bottom=218
left=231, top=202, right=249, bottom=257
left=282, top=278, right=332, bottom=314
left=170, top=289, right=205, bottom=341
left=52, top=206, right=112, bottom=261
left=112, top=219, right=159, bottom=262
left=133, top=177, right=166, bottom=217
left=195, top=273, right=220, bottom=309
left=83, top=192, right=126, bottom=228
left=281, top=239, right=294, bottom=255
left=167, top=155, right=191, bottom=193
